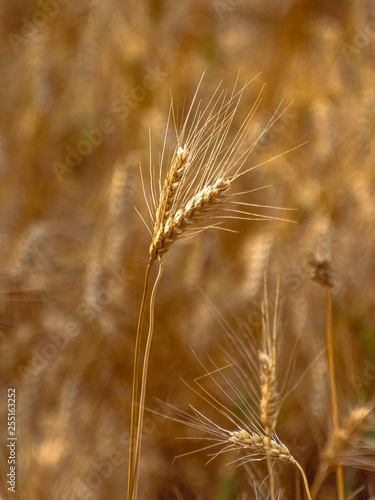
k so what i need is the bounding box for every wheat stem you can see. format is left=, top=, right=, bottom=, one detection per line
left=132, top=257, right=164, bottom=499
left=326, top=289, right=344, bottom=500
left=267, top=449, right=275, bottom=500
left=127, top=259, right=153, bottom=500
left=291, top=458, right=313, bottom=500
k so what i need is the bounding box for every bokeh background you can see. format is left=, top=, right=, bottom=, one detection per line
left=1, top=0, right=375, bottom=498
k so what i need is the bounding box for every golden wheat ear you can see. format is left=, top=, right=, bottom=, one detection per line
left=195, top=280, right=316, bottom=499
left=311, top=404, right=375, bottom=498
left=323, top=406, right=374, bottom=468
left=144, top=77, right=300, bottom=265
left=129, top=74, right=301, bottom=499
left=150, top=348, right=312, bottom=499
left=149, top=145, right=190, bottom=263
left=258, top=281, right=281, bottom=500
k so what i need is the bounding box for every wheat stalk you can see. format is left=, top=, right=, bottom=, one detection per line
left=309, top=253, right=346, bottom=498
left=128, top=75, right=300, bottom=499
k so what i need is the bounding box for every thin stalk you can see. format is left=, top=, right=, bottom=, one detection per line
left=127, top=259, right=153, bottom=500
left=132, top=257, right=164, bottom=499
left=292, top=458, right=313, bottom=500
left=295, top=466, right=302, bottom=500
left=266, top=446, right=275, bottom=500
left=326, top=289, right=344, bottom=500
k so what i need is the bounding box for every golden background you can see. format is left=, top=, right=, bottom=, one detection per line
left=1, top=1, right=375, bottom=498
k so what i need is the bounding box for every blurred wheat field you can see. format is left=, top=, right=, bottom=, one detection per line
left=1, top=1, right=375, bottom=499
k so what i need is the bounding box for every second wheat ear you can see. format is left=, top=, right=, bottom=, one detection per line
left=127, top=76, right=299, bottom=500
left=151, top=282, right=313, bottom=500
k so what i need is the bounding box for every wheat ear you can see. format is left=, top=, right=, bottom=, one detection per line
left=230, top=430, right=312, bottom=500
left=311, top=406, right=373, bottom=498
left=127, top=261, right=153, bottom=500
left=149, top=146, right=190, bottom=263
left=157, top=396, right=312, bottom=500
left=129, top=76, right=296, bottom=498
left=259, top=283, right=281, bottom=500
left=229, top=428, right=290, bottom=461
left=323, top=406, right=373, bottom=466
